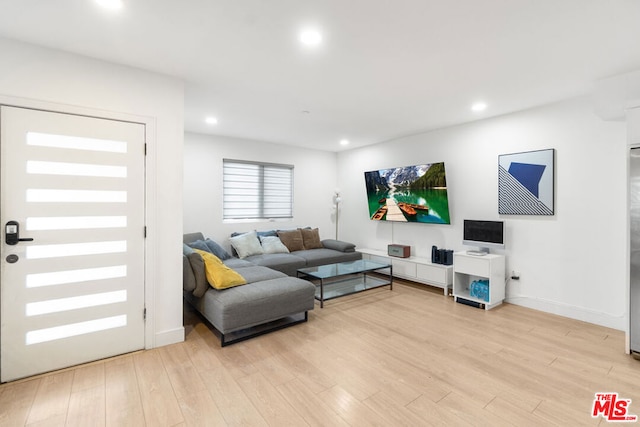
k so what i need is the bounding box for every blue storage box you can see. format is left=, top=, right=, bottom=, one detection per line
left=470, top=279, right=490, bottom=302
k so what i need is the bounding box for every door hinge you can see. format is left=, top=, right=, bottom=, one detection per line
left=144, top=143, right=147, bottom=155
left=143, top=308, right=147, bottom=320
left=144, top=226, right=147, bottom=238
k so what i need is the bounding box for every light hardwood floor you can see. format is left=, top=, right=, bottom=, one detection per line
left=1, top=279, right=639, bottom=426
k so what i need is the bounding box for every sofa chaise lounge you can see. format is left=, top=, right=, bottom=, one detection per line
left=183, top=230, right=361, bottom=346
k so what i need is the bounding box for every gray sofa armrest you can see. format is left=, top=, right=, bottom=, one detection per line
left=184, top=232, right=205, bottom=244
left=183, top=252, right=209, bottom=298
left=321, top=239, right=356, bottom=253
left=183, top=255, right=196, bottom=292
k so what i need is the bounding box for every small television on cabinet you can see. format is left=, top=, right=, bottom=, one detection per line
left=462, top=219, right=504, bottom=255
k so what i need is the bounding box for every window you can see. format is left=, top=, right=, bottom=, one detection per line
left=223, top=159, right=294, bottom=220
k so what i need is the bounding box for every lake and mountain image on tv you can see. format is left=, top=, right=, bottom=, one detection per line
left=364, top=162, right=451, bottom=224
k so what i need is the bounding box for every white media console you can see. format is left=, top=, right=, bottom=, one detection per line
left=358, top=248, right=453, bottom=295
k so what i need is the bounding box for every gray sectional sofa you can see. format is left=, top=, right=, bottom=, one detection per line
left=183, top=230, right=362, bottom=346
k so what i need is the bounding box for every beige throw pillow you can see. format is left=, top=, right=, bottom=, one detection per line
left=277, top=229, right=305, bottom=252
left=300, top=227, right=323, bottom=249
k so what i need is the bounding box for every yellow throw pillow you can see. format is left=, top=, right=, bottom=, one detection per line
left=192, top=249, right=247, bottom=290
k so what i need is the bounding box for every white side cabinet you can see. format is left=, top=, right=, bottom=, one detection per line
left=359, top=248, right=453, bottom=295
left=453, top=252, right=505, bottom=310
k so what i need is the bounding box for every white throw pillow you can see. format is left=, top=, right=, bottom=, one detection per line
left=229, top=231, right=264, bottom=258
left=259, top=235, right=290, bottom=254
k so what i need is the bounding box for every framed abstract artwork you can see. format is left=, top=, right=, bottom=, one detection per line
left=498, top=148, right=554, bottom=215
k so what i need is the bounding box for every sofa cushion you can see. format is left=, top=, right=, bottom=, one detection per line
left=259, top=235, right=290, bottom=254
left=231, top=265, right=287, bottom=284
left=198, top=277, right=316, bottom=333
left=229, top=231, right=264, bottom=258
left=205, top=238, right=232, bottom=260
left=300, top=227, right=323, bottom=249
left=223, top=258, right=255, bottom=269
left=292, top=248, right=362, bottom=267
left=244, top=253, right=307, bottom=276
left=277, top=229, right=305, bottom=252
left=194, top=249, right=247, bottom=290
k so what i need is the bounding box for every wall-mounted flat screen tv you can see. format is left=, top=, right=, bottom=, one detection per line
left=364, top=162, right=451, bottom=224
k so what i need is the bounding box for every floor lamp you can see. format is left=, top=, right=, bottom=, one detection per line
left=333, top=189, right=342, bottom=240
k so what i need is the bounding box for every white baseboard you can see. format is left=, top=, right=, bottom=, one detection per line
left=153, top=327, right=185, bottom=348
left=505, top=295, right=626, bottom=331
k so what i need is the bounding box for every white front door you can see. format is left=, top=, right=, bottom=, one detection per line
left=0, top=106, right=146, bottom=382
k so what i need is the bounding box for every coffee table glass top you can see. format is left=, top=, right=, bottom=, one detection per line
left=297, top=259, right=393, bottom=307
left=297, top=259, right=390, bottom=279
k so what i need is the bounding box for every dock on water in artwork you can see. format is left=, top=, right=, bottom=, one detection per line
left=384, top=198, right=407, bottom=222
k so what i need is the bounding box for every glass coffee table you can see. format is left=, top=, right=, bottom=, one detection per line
left=297, top=259, right=392, bottom=308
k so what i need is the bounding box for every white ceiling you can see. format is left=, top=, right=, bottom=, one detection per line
left=1, top=1, right=639, bottom=152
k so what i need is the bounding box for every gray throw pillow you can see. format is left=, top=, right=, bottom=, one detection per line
left=187, top=239, right=212, bottom=254
left=205, top=238, right=231, bottom=260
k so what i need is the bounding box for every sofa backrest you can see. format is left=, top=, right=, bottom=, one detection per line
left=183, top=232, right=204, bottom=244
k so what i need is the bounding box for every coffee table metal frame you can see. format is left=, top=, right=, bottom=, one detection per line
left=296, top=259, right=393, bottom=308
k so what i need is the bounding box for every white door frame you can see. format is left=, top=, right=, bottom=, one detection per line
left=0, top=94, right=157, bottom=350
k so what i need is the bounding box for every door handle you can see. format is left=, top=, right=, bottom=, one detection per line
left=5, top=221, right=34, bottom=245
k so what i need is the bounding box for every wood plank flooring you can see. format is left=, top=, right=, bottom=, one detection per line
left=1, top=279, right=639, bottom=426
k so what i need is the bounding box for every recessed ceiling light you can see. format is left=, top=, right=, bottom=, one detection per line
left=205, top=117, right=218, bottom=125
left=96, top=0, right=123, bottom=10
left=471, top=102, right=488, bottom=112
left=340, top=139, right=350, bottom=146
left=299, top=29, right=322, bottom=46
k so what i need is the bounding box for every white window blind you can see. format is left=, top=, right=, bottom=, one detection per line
left=223, top=159, right=294, bottom=220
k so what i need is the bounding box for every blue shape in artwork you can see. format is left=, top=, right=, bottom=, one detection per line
left=508, top=162, right=546, bottom=197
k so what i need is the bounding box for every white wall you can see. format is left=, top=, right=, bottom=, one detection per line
left=183, top=132, right=338, bottom=248
left=338, top=96, right=628, bottom=330
left=0, top=38, right=185, bottom=346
